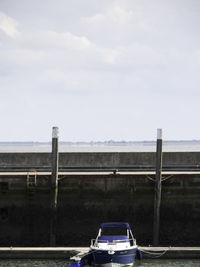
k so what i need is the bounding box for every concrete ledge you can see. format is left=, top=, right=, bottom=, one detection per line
left=0, top=247, right=87, bottom=259
left=0, top=247, right=200, bottom=259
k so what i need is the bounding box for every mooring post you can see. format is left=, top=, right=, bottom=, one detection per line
left=50, top=126, right=59, bottom=246
left=153, top=128, right=163, bottom=246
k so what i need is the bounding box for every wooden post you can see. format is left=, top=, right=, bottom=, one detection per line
left=50, top=126, right=59, bottom=246
left=153, top=128, right=163, bottom=246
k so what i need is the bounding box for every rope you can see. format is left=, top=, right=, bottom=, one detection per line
left=139, top=247, right=170, bottom=258
left=71, top=250, right=93, bottom=262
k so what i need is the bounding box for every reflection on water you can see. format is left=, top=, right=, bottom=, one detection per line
left=0, top=260, right=200, bottom=267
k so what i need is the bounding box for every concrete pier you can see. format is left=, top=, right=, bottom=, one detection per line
left=0, top=247, right=200, bottom=259
left=1, top=151, right=200, bottom=169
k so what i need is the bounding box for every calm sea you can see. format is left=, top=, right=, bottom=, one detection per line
left=0, top=259, right=200, bottom=266
left=1, top=141, right=200, bottom=152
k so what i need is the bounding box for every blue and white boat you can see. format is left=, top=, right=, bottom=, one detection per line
left=89, top=222, right=140, bottom=266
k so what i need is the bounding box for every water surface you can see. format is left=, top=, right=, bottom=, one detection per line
left=0, top=260, right=200, bottom=267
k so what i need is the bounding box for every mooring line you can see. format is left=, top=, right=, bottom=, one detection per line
left=139, top=247, right=170, bottom=258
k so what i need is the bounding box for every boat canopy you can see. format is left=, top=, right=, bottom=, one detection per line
left=100, top=222, right=131, bottom=230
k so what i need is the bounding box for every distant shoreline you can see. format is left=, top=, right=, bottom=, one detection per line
left=1, top=140, right=200, bottom=152
left=1, top=140, right=200, bottom=145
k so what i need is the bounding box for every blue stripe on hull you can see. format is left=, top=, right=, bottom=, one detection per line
left=91, top=248, right=137, bottom=265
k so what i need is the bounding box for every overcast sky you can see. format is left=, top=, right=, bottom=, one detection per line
left=0, top=0, right=200, bottom=142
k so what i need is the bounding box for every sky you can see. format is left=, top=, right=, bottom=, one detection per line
left=0, top=0, right=200, bottom=142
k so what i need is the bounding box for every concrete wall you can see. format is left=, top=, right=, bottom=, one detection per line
left=0, top=152, right=200, bottom=247
left=0, top=174, right=200, bottom=247
left=1, top=151, right=200, bottom=167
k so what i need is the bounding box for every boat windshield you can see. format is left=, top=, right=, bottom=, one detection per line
left=102, top=227, right=127, bottom=236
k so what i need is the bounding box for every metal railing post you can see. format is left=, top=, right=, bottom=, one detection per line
left=153, top=128, right=163, bottom=246
left=50, top=126, right=59, bottom=246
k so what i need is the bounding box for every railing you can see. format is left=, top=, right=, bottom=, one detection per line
left=91, top=238, right=136, bottom=247
left=2, top=164, right=200, bottom=172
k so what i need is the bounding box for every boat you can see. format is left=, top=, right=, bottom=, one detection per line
left=89, top=222, right=140, bottom=266
left=70, top=222, right=141, bottom=267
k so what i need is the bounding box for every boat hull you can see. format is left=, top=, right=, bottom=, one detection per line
left=90, top=248, right=137, bottom=266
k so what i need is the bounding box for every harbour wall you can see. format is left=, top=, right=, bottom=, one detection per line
left=1, top=151, right=200, bottom=166
left=0, top=152, right=200, bottom=247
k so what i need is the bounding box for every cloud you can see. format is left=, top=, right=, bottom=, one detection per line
left=107, top=4, right=134, bottom=24
left=0, top=11, right=20, bottom=37
left=43, top=31, right=92, bottom=50
left=81, top=4, right=134, bottom=25
left=81, top=13, right=105, bottom=24
left=0, top=0, right=200, bottom=141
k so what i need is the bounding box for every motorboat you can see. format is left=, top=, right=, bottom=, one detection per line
left=89, top=222, right=140, bottom=266
left=70, top=222, right=141, bottom=267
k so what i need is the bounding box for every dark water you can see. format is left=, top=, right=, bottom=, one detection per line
left=0, top=260, right=200, bottom=267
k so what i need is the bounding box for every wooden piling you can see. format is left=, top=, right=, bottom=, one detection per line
left=50, top=126, right=59, bottom=246
left=153, top=128, right=163, bottom=246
